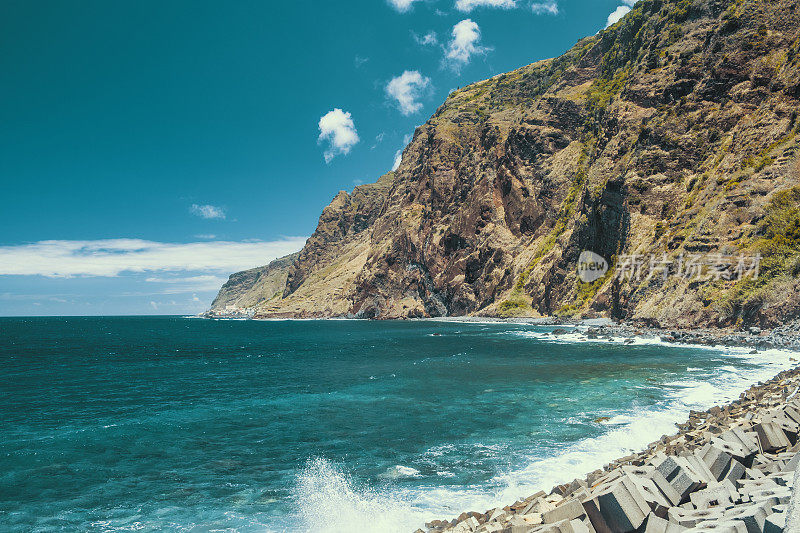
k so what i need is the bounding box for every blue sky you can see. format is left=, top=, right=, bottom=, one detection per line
left=0, top=0, right=634, bottom=316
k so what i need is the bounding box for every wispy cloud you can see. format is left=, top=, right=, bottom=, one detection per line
left=318, top=109, right=360, bottom=163
left=144, top=274, right=228, bottom=293
left=191, top=204, right=226, bottom=219
left=444, top=19, right=489, bottom=72
left=386, top=71, right=432, bottom=115
left=0, top=238, right=308, bottom=278
left=387, top=0, right=423, bottom=12
left=531, top=1, right=559, bottom=15
left=606, top=5, right=630, bottom=26
left=412, top=31, right=439, bottom=46
left=392, top=133, right=414, bottom=171
left=455, top=0, right=516, bottom=12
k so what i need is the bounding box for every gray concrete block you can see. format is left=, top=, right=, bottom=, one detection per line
left=783, top=452, right=800, bottom=472
left=711, top=437, right=752, bottom=465
left=542, top=499, right=585, bottom=524
left=580, top=496, right=612, bottom=533
left=685, top=453, right=718, bottom=484
left=722, top=504, right=768, bottom=533
left=721, top=459, right=747, bottom=484
left=656, top=456, right=684, bottom=480
left=690, top=480, right=738, bottom=510
left=748, top=487, right=792, bottom=505
left=745, top=468, right=766, bottom=480
left=667, top=507, right=726, bottom=528
left=671, top=470, right=705, bottom=501
left=765, top=471, right=795, bottom=487
left=593, top=476, right=650, bottom=532
left=628, top=474, right=673, bottom=516
left=502, top=515, right=537, bottom=533
left=700, top=443, right=735, bottom=481
left=755, top=422, right=791, bottom=453
left=763, top=511, right=786, bottom=533
left=719, top=428, right=761, bottom=461
left=642, top=513, right=687, bottom=533
left=655, top=456, right=704, bottom=501
left=762, top=411, right=800, bottom=439
left=566, top=518, right=591, bottom=533
left=650, top=470, right=683, bottom=507
left=689, top=520, right=748, bottom=532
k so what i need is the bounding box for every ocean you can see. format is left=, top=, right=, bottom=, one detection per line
left=0, top=316, right=794, bottom=532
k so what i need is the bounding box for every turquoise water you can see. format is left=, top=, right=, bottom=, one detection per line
left=0, top=317, right=793, bottom=532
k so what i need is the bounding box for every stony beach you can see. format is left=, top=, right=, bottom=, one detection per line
left=421, top=335, right=800, bottom=533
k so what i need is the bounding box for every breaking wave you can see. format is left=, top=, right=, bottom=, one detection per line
left=293, top=336, right=798, bottom=532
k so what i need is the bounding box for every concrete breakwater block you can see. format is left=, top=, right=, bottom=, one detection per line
left=641, top=514, right=687, bottom=532
left=763, top=511, right=786, bottom=533
left=433, top=366, right=800, bottom=533
left=542, top=499, right=586, bottom=524
left=721, top=503, right=768, bottom=532
left=655, top=456, right=705, bottom=500
left=689, top=480, right=737, bottom=510
left=587, top=476, right=651, bottom=532
left=687, top=520, right=748, bottom=532
left=666, top=507, right=726, bottom=528
left=698, top=444, right=734, bottom=481
left=754, top=422, right=791, bottom=453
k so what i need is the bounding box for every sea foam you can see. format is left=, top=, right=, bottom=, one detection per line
left=293, top=334, right=798, bottom=533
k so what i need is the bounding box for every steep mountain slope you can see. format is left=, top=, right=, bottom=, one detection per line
left=206, top=252, right=298, bottom=317
left=212, top=0, right=800, bottom=327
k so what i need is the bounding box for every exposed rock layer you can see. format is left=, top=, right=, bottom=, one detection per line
left=211, top=0, right=800, bottom=327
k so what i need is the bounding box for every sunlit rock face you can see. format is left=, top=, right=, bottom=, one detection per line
left=213, top=0, right=800, bottom=327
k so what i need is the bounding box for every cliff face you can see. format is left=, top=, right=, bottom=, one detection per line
left=213, top=0, right=800, bottom=327
left=206, top=252, right=298, bottom=317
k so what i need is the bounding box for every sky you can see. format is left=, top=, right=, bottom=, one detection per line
left=0, top=0, right=635, bottom=316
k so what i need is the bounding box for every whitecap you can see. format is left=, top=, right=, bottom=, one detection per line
left=378, top=465, right=422, bottom=480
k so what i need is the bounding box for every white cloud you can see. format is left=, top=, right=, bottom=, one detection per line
left=318, top=109, right=360, bottom=163
left=386, top=71, right=432, bottom=115
left=392, top=133, right=415, bottom=171
left=388, top=0, right=423, bottom=12
left=606, top=5, right=631, bottom=26
left=455, top=0, right=516, bottom=12
left=190, top=204, right=226, bottom=219
left=392, top=152, right=403, bottom=171
left=0, top=238, right=308, bottom=278
left=412, top=31, right=439, bottom=46
left=444, top=19, right=488, bottom=72
left=144, top=275, right=229, bottom=293
left=531, top=1, right=559, bottom=15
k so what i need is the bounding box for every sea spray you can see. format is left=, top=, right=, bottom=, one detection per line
left=3, top=317, right=797, bottom=532
left=295, top=458, right=429, bottom=533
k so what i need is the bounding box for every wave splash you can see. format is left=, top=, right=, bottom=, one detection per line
left=294, top=457, right=432, bottom=533
left=293, top=341, right=797, bottom=532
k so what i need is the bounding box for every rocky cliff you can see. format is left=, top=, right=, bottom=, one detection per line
left=206, top=252, right=298, bottom=317
left=211, top=0, right=800, bottom=327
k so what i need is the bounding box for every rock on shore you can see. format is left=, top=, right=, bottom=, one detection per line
left=422, top=366, right=800, bottom=533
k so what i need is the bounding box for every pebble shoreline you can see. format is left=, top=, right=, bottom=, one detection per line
left=420, top=329, right=800, bottom=533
